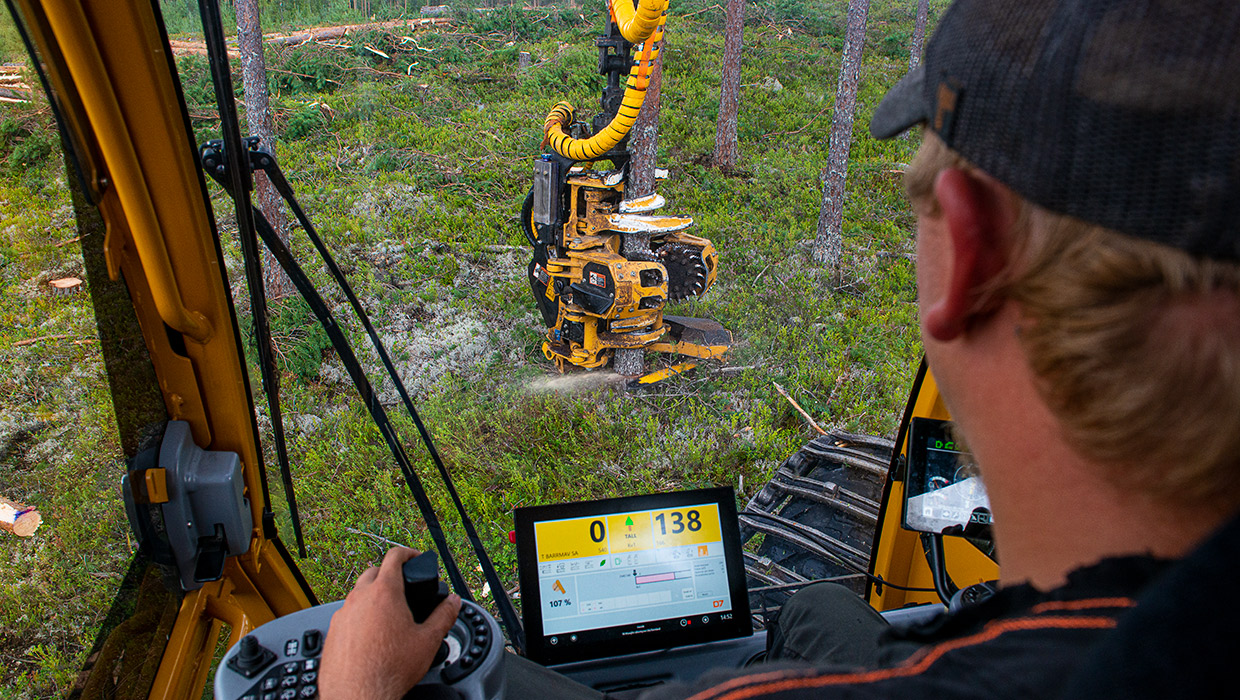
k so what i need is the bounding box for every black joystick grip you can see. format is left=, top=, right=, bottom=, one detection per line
left=226, top=634, right=275, bottom=678
left=403, top=551, right=450, bottom=623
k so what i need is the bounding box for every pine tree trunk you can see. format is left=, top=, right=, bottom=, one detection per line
left=812, top=0, right=869, bottom=281
left=712, top=0, right=744, bottom=171
left=910, top=0, right=929, bottom=69
left=627, top=44, right=665, bottom=202
left=236, top=0, right=291, bottom=299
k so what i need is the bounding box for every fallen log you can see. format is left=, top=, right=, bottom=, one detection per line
left=264, top=18, right=452, bottom=46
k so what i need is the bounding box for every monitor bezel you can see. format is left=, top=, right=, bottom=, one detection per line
left=902, top=416, right=992, bottom=538
left=515, top=486, right=752, bottom=666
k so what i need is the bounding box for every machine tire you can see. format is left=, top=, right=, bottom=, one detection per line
left=741, top=431, right=893, bottom=625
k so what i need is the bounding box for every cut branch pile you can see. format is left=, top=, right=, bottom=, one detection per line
left=167, top=17, right=454, bottom=58
left=0, top=65, right=32, bottom=104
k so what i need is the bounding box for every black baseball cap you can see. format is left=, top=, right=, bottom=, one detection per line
left=871, top=0, right=1240, bottom=261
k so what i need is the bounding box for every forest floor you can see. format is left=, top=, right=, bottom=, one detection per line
left=0, top=1, right=942, bottom=696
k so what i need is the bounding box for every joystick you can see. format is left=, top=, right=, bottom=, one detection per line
left=225, top=635, right=274, bottom=678
left=403, top=550, right=450, bottom=623
left=215, top=552, right=504, bottom=700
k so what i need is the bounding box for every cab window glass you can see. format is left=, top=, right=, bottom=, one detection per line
left=1, top=1, right=927, bottom=695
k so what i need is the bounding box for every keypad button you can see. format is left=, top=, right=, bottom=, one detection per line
left=302, top=630, right=323, bottom=656
left=284, top=639, right=300, bottom=657
left=303, top=658, right=319, bottom=672
left=263, top=693, right=277, bottom=700
left=281, top=675, right=298, bottom=688
left=301, top=672, right=317, bottom=684
left=475, top=634, right=488, bottom=647
left=469, top=645, right=483, bottom=657
left=282, top=662, right=300, bottom=675
left=473, top=624, right=487, bottom=635
left=299, top=686, right=317, bottom=698
left=279, top=690, right=298, bottom=700
left=242, top=695, right=258, bottom=700
left=263, top=678, right=279, bottom=691
left=460, top=654, right=476, bottom=669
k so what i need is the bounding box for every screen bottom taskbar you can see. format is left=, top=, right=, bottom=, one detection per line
left=539, top=610, right=749, bottom=665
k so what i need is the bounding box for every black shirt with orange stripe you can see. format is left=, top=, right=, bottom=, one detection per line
left=641, top=557, right=1168, bottom=700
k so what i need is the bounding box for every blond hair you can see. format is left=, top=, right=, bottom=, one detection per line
left=906, top=133, right=1240, bottom=506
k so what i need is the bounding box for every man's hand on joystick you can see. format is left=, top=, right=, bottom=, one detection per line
left=320, top=547, right=461, bottom=699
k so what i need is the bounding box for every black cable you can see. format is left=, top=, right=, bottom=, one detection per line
left=741, top=510, right=937, bottom=594
left=519, top=190, right=539, bottom=247
left=197, top=0, right=305, bottom=557
left=241, top=201, right=473, bottom=601
left=251, top=149, right=525, bottom=652
left=921, top=532, right=960, bottom=604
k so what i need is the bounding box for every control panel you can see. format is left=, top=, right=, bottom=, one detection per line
left=213, top=552, right=505, bottom=700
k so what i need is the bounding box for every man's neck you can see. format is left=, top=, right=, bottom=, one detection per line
left=934, top=307, right=1229, bottom=590
left=985, top=436, right=1227, bottom=590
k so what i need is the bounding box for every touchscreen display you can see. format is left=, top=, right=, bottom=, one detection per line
left=903, top=417, right=993, bottom=536
left=516, top=488, right=751, bottom=665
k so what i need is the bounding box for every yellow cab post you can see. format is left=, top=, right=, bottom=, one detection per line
left=12, top=1, right=315, bottom=697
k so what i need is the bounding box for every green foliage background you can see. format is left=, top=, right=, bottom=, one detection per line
left=0, top=0, right=946, bottom=696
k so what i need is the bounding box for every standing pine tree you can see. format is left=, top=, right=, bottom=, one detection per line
left=811, top=0, right=870, bottom=281
left=627, top=41, right=665, bottom=202
left=712, top=0, right=744, bottom=171
left=910, top=0, right=929, bottom=68
left=236, top=0, right=290, bottom=298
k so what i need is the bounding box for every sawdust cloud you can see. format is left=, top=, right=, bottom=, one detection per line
left=523, top=371, right=626, bottom=395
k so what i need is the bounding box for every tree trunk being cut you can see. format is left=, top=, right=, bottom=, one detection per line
left=627, top=35, right=665, bottom=202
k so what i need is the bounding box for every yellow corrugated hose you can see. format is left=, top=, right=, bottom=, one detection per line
left=609, top=0, right=668, bottom=44
left=542, top=6, right=666, bottom=162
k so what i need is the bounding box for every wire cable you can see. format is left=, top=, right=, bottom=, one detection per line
left=243, top=146, right=525, bottom=652
left=196, top=0, right=304, bottom=556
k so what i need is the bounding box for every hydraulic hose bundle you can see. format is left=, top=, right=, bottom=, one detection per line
left=542, top=0, right=668, bottom=161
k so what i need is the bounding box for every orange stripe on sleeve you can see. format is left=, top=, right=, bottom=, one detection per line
left=1030, top=597, right=1135, bottom=614
left=687, top=616, right=1118, bottom=700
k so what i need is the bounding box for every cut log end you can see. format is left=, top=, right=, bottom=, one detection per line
left=3, top=510, right=42, bottom=537
left=1, top=496, right=42, bottom=537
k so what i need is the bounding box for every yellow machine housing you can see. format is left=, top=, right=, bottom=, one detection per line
left=537, top=169, right=724, bottom=371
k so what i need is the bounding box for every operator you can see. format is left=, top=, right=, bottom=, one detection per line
left=321, top=0, right=1240, bottom=697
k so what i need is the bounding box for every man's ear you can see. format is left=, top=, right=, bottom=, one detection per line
left=922, top=168, right=1015, bottom=342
